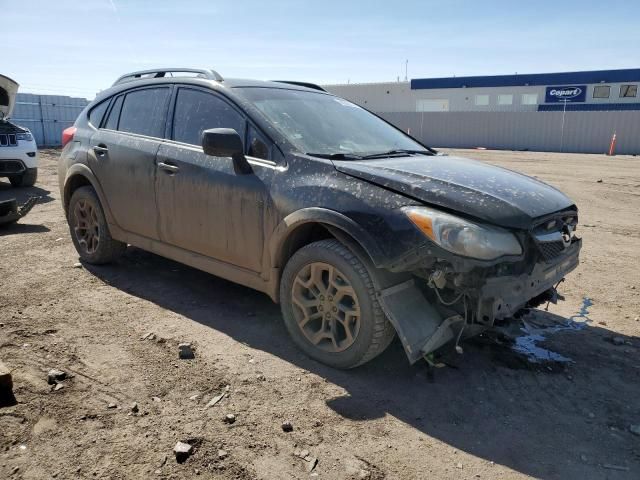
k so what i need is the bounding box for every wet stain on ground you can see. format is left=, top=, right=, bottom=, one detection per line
left=473, top=297, right=594, bottom=372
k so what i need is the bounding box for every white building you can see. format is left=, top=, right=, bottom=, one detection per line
left=324, top=69, right=640, bottom=154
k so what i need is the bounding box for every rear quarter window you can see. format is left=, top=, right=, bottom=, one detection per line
left=104, top=95, right=124, bottom=130
left=118, top=88, right=170, bottom=138
left=88, top=100, right=110, bottom=128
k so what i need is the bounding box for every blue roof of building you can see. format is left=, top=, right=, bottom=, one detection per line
left=411, top=68, right=640, bottom=90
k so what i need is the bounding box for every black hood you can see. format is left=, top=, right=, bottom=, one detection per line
left=333, top=155, right=575, bottom=229
left=0, top=119, right=28, bottom=134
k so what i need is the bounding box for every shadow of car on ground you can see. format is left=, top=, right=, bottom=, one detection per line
left=85, top=247, right=640, bottom=480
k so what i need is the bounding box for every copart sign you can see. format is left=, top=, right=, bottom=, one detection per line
left=545, top=85, right=587, bottom=103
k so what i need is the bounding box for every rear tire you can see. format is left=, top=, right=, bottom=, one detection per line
left=68, top=186, right=126, bottom=264
left=9, top=168, right=37, bottom=187
left=280, top=239, right=396, bottom=369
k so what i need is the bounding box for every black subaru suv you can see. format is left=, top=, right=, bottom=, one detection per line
left=58, top=68, right=581, bottom=368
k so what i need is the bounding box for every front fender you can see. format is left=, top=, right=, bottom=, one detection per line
left=269, top=207, right=386, bottom=269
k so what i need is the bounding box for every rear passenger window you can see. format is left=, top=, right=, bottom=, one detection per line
left=104, top=95, right=124, bottom=131
left=172, top=88, right=245, bottom=146
left=88, top=100, right=110, bottom=128
left=118, top=88, right=170, bottom=138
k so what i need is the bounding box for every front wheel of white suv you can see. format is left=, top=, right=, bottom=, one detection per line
left=9, top=168, right=37, bottom=187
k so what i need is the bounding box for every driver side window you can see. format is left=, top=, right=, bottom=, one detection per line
left=172, top=88, right=246, bottom=146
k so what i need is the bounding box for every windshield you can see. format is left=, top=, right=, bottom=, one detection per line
left=237, top=87, right=427, bottom=157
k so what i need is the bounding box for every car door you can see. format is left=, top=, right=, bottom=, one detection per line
left=155, top=86, right=274, bottom=273
left=88, top=86, right=171, bottom=240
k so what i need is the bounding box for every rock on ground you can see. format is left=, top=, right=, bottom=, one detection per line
left=0, top=361, right=13, bottom=394
left=47, top=369, right=67, bottom=385
left=174, top=442, right=193, bottom=463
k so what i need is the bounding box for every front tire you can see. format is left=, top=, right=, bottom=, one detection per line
left=9, top=168, right=37, bottom=187
left=68, top=186, right=126, bottom=264
left=280, top=239, right=395, bottom=369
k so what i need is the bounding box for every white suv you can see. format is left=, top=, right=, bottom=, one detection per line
left=1, top=74, right=38, bottom=187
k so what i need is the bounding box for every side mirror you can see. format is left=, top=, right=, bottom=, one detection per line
left=202, top=128, right=252, bottom=174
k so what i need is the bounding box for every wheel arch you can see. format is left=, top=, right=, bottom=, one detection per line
left=63, top=164, right=115, bottom=225
left=269, top=207, right=386, bottom=278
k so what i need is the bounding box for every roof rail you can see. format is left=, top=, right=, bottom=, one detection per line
left=272, top=81, right=327, bottom=92
left=112, top=68, right=224, bottom=86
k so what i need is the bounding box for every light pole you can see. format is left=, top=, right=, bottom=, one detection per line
left=559, top=99, right=568, bottom=153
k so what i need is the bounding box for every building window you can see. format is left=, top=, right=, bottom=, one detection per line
left=475, top=94, right=490, bottom=106
left=620, top=85, right=637, bottom=98
left=416, top=99, right=449, bottom=112
left=497, top=94, right=513, bottom=105
left=521, top=93, right=538, bottom=105
left=593, top=85, right=610, bottom=98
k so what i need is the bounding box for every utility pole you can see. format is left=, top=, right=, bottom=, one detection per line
left=405, top=60, right=408, bottom=82
left=560, top=99, right=567, bottom=153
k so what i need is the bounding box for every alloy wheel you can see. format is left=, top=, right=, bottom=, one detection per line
left=291, top=262, right=361, bottom=352
left=73, top=199, right=100, bottom=255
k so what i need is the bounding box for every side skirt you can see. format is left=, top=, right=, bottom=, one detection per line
left=110, top=225, right=279, bottom=302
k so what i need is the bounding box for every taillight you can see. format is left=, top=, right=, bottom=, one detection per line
left=62, top=126, right=77, bottom=147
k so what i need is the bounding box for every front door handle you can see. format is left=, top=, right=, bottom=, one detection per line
left=158, top=162, right=179, bottom=174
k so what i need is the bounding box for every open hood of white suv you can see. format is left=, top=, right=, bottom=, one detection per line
left=0, top=74, right=19, bottom=119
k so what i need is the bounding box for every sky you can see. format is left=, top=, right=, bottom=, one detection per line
left=2, top=0, right=639, bottom=99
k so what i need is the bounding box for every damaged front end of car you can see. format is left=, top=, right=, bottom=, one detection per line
left=375, top=208, right=581, bottom=364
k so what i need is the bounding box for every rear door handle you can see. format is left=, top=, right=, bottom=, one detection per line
left=93, top=144, right=108, bottom=156
left=158, top=162, right=179, bottom=174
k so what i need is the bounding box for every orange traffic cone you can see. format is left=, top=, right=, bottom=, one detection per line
left=608, top=132, right=617, bottom=156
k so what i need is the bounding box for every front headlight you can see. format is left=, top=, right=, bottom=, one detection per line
left=16, top=132, right=33, bottom=142
left=403, top=206, right=522, bottom=260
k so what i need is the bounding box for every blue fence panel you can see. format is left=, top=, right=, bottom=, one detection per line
left=11, top=93, right=89, bottom=146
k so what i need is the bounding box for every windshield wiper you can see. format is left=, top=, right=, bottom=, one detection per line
left=306, top=152, right=363, bottom=160
left=360, top=149, right=432, bottom=159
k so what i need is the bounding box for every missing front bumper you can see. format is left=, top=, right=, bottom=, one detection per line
left=476, top=239, right=580, bottom=323
left=376, top=239, right=581, bottom=364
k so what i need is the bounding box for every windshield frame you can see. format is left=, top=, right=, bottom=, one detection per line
left=232, top=86, right=437, bottom=160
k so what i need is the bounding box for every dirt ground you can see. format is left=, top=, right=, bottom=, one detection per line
left=1, top=148, right=639, bottom=480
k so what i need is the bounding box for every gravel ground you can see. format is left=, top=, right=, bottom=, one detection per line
left=0, top=148, right=639, bottom=480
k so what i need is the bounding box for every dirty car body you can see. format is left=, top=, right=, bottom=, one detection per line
left=58, top=68, right=580, bottom=368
